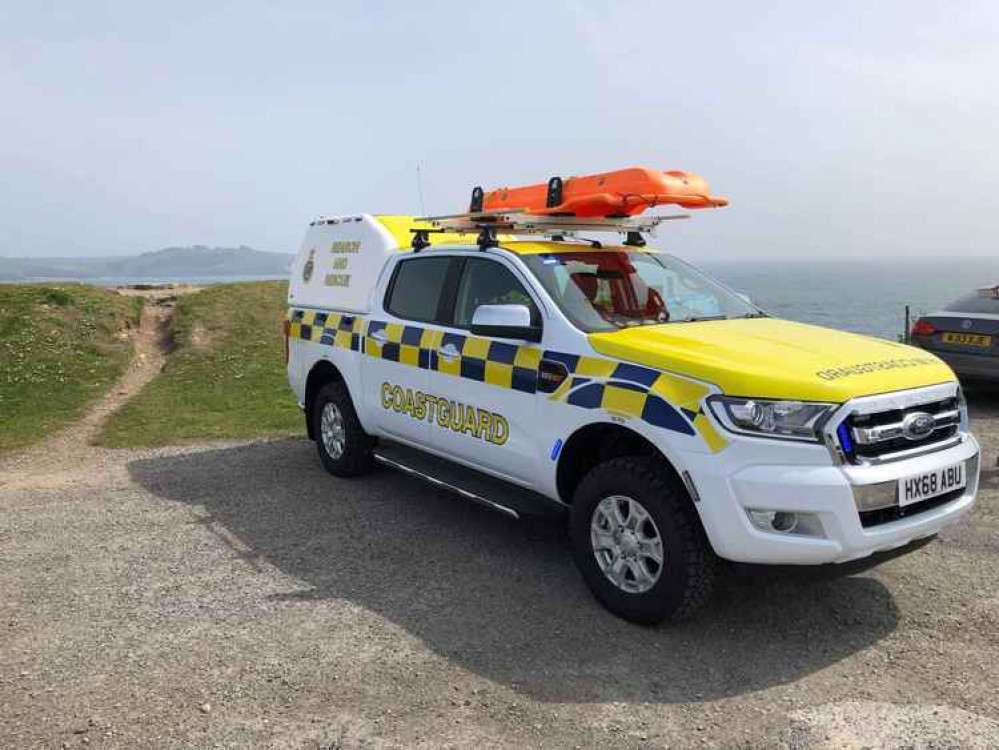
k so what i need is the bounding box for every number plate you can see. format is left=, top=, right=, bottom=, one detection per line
left=942, top=332, right=992, bottom=348
left=898, top=462, right=966, bottom=507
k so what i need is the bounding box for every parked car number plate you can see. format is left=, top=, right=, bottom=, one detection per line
left=898, top=462, right=966, bottom=507
left=942, top=332, right=992, bottom=348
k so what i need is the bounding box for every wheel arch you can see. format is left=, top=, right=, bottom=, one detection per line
left=555, top=421, right=689, bottom=507
left=304, top=359, right=346, bottom=440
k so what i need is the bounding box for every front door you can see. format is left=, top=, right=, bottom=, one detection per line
left=427, top=256, right=543, bottom=485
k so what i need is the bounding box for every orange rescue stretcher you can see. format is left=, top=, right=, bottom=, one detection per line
left=472, top=167, right=728, bottom=218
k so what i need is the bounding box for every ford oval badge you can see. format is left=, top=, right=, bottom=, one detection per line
left=902, top=412, right=936, bottom=441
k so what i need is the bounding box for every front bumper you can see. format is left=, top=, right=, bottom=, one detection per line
left=685, top=432, right=980, bottom=565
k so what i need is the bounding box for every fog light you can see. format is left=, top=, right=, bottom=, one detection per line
left=748, top=509, right=790, bottom=532
left=771, top=511, right=798, bottom=532
left=746, top=509, right=824, bottom=537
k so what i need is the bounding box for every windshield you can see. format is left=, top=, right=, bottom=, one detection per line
left=521, top=249, right=759, bottom=332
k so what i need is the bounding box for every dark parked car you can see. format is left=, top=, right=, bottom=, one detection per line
left=911, top=286, right=999, bottom=384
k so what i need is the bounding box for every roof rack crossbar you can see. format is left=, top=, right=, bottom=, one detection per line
left=414, top=211, right=688, bottom=240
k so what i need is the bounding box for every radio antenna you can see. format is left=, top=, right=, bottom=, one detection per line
left=415, top=163, right=427, bottom=216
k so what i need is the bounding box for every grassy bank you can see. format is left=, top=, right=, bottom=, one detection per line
left=100, top=281, right=300, bottom=447
left=0, top=285, right=142, bottom=450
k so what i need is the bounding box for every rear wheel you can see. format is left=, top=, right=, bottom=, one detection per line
left=312, top=382, right=374, bottom=477
left=570, top=456, right=715, bottom=624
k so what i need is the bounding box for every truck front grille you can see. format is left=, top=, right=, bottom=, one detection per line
left=841, top=396, right=960, bottom=464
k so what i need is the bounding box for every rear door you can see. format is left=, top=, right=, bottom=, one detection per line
left=425, top=256, right=544, bottom=485
left=365, top=255, right=456, bottom=447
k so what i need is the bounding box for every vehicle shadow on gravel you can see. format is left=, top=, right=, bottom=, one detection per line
left=129, top=439, right=899, bottom=704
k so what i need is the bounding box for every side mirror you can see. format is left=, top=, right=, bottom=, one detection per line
left=470, top=304, right=542, bottom=342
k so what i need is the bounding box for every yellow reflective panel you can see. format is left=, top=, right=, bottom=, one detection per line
left=374, top=215, right=493, bottom=250
left=513, top=346, right=543, bottom=371
left=650, top=372, right=710, bottom=410
left=399, top=344, right=421, bottom=367
left=575, top=356, right=618, bottom=379
left=484, top=361, right=514, bottom=389
left=693, top=413, right=728, bottom=453
left=601, top=384, right=646, bottom=418
left=383, top=323, right=405, bottom=343
left=461, top=337, right=491, bottom=360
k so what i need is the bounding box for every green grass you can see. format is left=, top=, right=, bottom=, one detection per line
left=0, top=284, right=142, bottom=450
left=100, top=281, right=301, bottom=447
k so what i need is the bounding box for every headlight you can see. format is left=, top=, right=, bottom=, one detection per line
left=707, top=396, right=835, bottom=442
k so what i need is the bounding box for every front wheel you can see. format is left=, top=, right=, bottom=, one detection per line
left=312, top=381, right=374, bottom=477
left=570, top=457, right=716, bottom=624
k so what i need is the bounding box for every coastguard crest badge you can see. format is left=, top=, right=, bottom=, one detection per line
left=302, top=248, right=316, bottom=282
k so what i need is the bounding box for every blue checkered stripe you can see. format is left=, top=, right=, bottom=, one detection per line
left=288, top=308, right=725, bottom=447
left=541, top=351, right=698, bottom=436
left=363, top=320, right=542, bottom=393
left=288, top=308, right=363, bottom=351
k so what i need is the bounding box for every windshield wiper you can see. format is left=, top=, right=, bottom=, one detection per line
left=678, top=315, right=728, bottom=323
left=743, top=311, right=768, bottom=318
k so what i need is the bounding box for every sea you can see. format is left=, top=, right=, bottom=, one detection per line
left=18, top=258, right=998, bottom=343
left=701, top=257, right=999, bottom=341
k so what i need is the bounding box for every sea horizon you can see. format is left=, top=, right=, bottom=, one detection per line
left=5, top=256, right=997, bottom=343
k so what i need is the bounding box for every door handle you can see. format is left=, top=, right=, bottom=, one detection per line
left=371, top=329, right=388, bottom=343
left=439, top=343, right=461, bottom=361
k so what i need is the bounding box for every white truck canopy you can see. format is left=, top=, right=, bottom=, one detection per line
left=289, top=214, right=456, bottom=314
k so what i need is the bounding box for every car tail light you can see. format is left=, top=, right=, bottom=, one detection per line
left=911, top=319, right=937, bottom=337
left=283, top=319, right=291, bottom=363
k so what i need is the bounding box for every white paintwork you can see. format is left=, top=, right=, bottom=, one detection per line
left=288, top=214, right=404, bottom=314
left=685, top=429, right=979, bottom=564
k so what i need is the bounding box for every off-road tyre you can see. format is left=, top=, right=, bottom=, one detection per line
left=312, top=381, right=375, bottom=477
left=570, top=456, right=716, bottom=624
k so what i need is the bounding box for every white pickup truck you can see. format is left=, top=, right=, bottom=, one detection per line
left=285, top=213, right=980, bottom=623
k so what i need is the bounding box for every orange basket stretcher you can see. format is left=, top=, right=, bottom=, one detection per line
left=473, top=167, right=728, bottom=218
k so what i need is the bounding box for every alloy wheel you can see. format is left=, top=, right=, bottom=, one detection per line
left=590, top=494, right=665, bottom=594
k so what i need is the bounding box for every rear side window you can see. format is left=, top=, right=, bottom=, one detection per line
left=944, top=292, right=999, bottom=314
left=385, top=257, right=452, bottom=322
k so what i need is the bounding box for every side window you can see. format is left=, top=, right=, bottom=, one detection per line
left=385, top=257, right=452, bottom=323
left=453, top=258, right=540, bottom=328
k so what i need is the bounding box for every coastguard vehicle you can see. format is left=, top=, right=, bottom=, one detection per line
left=285, top=167, right=980, bottom=623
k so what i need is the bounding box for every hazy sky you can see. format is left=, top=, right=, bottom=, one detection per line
left=1, top=1, right=996, bottom=259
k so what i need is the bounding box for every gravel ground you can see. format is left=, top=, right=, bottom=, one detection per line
left=1, top=383, right=997, bottom=748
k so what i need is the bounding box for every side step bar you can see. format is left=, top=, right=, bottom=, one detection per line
left=373, top=451, right=521, bottom=519
left=372, top=441, right=566, bottom=522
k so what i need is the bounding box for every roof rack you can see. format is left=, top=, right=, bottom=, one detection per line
left=410, top=210, right=688, bottom=250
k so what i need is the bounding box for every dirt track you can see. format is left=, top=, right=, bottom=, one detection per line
left=1, top=317, right=997, bottom=747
